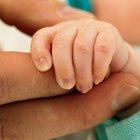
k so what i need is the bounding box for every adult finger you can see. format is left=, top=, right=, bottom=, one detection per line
left=0, top=0, right=94, bottom=35
left=0, top=52, right=69, bottom=105
left=0, top=73, right=140, bottom=139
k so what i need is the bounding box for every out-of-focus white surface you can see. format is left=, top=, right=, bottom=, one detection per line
left=0, top=20, right=31, bottom=52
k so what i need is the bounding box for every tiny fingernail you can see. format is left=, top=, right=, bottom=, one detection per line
left=94, top=76, right=104, bottom=85
left=112, top=85, right=140, bottom=113
left=57, top=78, right=75, bottom=90
left=77, top=84, right=93, bottom=94
left=36, top=57, right=50, bottom=72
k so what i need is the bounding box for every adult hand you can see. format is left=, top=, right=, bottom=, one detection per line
left=0, top=51, right=70, bottom=105
left=0, top=0, right=93, bottom=35
left=0, top=73, right=140, bottom=140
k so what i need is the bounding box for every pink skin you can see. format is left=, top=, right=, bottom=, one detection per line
left=0, top=0, right=93, bottom=35
left=31, top=19, right=132, bottom=93
left=94, top=0, right=140, bottom=45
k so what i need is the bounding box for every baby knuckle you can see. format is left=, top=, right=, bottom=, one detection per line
left=104, top=23, right=118, bottom=34
left=75, top=42, right=90, bottom=55
left=104, top=33, right=115, bottom=42
left=54, top=35, right=66, bottom=48
left=105, top=23, right=115, bottom=30
left=97, top=44, right=111, bottom=54
left=79, top=19, right=95, bottom=29
left=84, top=18, right=95, bottom=25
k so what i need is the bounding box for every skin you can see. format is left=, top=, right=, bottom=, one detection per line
left=29, top=0, right=140, bottom=93
left=0, top=52, right=139, bottom=139
left=94, top=0, right=140, bottom=44
left=1, top=0, right=140, bottom=44
left=0, top=0, right=140, bottom=139
left=31, top=19, right=140, bottom=93
left=0, top=0, right=93, bottom=35
left=0, top=52, right=139, bottom=140
left=0, top=52, right=70, bottom=105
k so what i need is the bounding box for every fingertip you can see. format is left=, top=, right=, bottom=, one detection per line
left=76, top=83, right=93, bottom=94
left=35, top=57, right=52, bottom=72
left=56, top=77, right=75, bottom=90
left=93, top=76, right=104, bottom=85
left=93, top=67, right=110, bottom=85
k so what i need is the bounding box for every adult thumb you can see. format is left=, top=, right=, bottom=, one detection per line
left=1, top=73, right=140, bottom=140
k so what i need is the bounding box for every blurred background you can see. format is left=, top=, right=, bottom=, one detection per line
left=0, top=19, right=30, bottom=52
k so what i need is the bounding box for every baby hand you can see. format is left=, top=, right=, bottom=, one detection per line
left=31, top=19, right=129, bottom=93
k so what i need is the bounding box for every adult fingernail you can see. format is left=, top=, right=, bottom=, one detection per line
left=57, top=5, right=92, bottom=18
left=112, top=85, right=140, bottom=113
left=57, top=77, right=75, bottom=90
left=36, top=57, right=50, bottom=72
left=57, top=5, right=72, bottom=16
